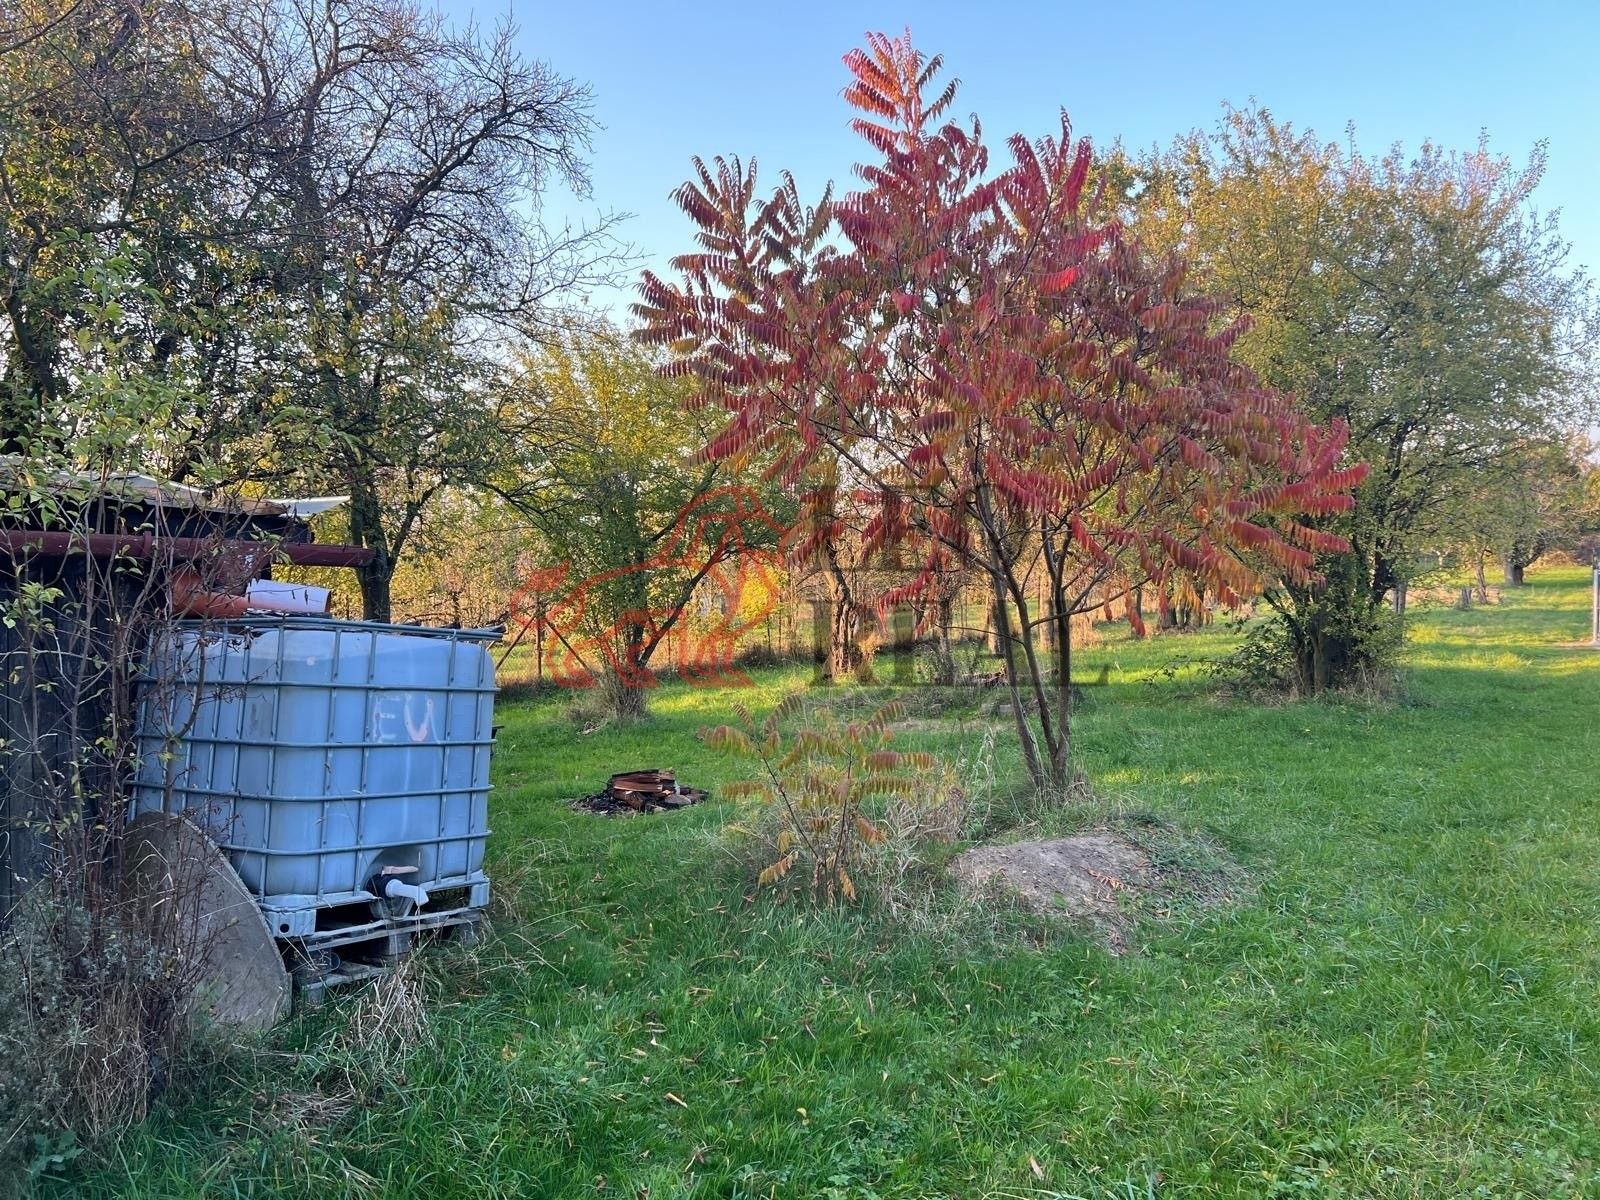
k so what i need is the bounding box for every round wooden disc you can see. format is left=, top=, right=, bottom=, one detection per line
left=124, top=812, right=291, bottom=1031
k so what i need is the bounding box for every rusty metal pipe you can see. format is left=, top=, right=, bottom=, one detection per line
left=275, top=543, right=374, bottom=567
left=0, top=530, right=373, bottom=567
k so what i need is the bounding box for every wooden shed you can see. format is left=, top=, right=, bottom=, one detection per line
left=0, top=464, right=367, bottom=922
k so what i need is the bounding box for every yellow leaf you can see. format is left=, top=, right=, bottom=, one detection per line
left=757, top=853, right=795, bottom=887
left=854, top=816, right=886, bottom=845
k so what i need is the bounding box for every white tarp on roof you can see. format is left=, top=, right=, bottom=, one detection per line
left=261, top=496, right=350, bottom=518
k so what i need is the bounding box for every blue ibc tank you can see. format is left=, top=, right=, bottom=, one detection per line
left=133, top=618, right=497, bottom=938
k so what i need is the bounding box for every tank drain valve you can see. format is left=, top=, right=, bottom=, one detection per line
left=384, top=877, right=430, bottom=906
left=378, top=866, right=429, bottom=907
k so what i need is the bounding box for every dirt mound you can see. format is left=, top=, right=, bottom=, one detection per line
left=951, top=830, right=1234, bottom=953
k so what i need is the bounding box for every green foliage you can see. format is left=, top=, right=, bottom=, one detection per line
left=1, top=0, right=614, bottom=619
left=501, top=324, right=790, bottom=716
left=1445, top=438, right=1599, bottom=578
left=1138, top=105, right=1597, bottom=690
left=383, top=492, right=539, bottom=627
left=1254, top=550, right=1410, bottom=695
left=0, top=216, right=241, bottom=1180
left=0, top=0, right=218, bottom=458
left=509, top=325, right=719, bottom=614
left=1212, top=599, right=1403, bottom=697
left=704, top=695, right=940, bottom=904
left=1204, top=617, right=1300, bottom=694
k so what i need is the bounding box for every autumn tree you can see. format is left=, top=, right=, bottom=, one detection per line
left=1137, top=107, right=1596, bottom=686
left=382, top=490, right=539, bottom=626
left=637, top=33, right=1363, bottom=789
left=501, top=325, right=787, bottom=718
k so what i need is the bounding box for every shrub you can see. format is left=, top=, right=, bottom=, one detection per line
left=731, top=641, right=812, bottom=671
left=704, top=695, right=951, bottom=905
left=0, top=474, right=239, bottom=1186
left=0, top=891, right=196, bottom=1190
left=1211, top=603, right=1405, bottom=698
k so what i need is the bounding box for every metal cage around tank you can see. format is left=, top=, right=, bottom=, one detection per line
left=132, top=617, right=497, bottom=943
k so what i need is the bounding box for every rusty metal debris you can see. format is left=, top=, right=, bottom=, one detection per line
left=570, top=769, right=707, bottom=816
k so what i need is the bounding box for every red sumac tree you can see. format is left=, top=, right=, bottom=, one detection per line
left=636, top=32, right=1366, bottom=790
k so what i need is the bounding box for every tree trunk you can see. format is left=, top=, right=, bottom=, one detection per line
left=932, top=594, right=955, bottom=686
left=828, top=597, right=862, bottom=681
left=604, top=672, right=648, bottom=720
left=347, top=479, right=393, bottom=622
left=1311, top=632, right=1328, bottom=694
left=885, top=603, right=915, bottom=685
left=986, top=576, right=1044, bottom=788
left=1155, top=581, right=1202, bottom=630
left=1048, top=594, right=1072, bottom=786
left=0, top=296, right=58, bottom=455
left=1474, top=554, right=1489, bottom=604
left=1287, top=605, right=1342, bottom=696
left=1504, top=558, right=1526, bottom=587
left=355, top=565, right=391, bottom=623
left=817, top=557, right=864, bottom=682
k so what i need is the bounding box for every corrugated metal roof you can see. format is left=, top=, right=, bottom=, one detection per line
left=0, top=458, right=348, bottom=519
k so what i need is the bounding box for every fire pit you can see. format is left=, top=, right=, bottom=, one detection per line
left=571, top=769, right=708, bottom=816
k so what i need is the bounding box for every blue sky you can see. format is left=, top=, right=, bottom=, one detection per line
left=439, top=0, right=1599, bottom=317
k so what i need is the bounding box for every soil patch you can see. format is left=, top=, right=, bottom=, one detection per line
left=950, top=828, right=1241, bottom=953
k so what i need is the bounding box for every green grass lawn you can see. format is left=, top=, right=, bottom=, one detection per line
left=56, top=568, right=1600, bottom=1198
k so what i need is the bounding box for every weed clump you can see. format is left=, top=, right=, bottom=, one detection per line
left=1209, top=607, right=1405, bottom=699
left=706, top=694, right=965, bottom=906
left=0, top=892, right=197, bottom=1190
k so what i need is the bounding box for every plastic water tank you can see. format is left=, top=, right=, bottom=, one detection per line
left=133, top=618, right=497, bottom=938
